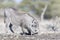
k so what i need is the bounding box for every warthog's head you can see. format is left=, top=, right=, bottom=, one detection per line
left=24, top=18, right=39, bottom=35
left=31, top=19, right=39, bottom=35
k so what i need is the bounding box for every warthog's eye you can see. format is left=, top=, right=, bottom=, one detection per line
left=20, top=22, right=23, bottom=27
left=32, top=25, right=33, bottom=27
left=31, top=20, right=38, bottom=28
left=34, top=22, right=37, bottom=24
left=32, top=25, right=37, bottom=28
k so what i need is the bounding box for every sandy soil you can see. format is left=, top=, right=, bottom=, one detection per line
left=0, top=17, right=7, bottom=33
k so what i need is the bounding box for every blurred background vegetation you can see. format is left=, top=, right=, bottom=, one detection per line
left=0, top=0, right=60, bottom=19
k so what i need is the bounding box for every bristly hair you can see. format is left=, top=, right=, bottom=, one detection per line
left=7, top=7, right=18, bottom=11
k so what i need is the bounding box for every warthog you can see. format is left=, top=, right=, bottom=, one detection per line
left=4, top=8, right=39, bottom=35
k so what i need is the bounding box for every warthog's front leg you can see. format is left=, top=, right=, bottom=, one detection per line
left=9, top=23, right=14, bottom=33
